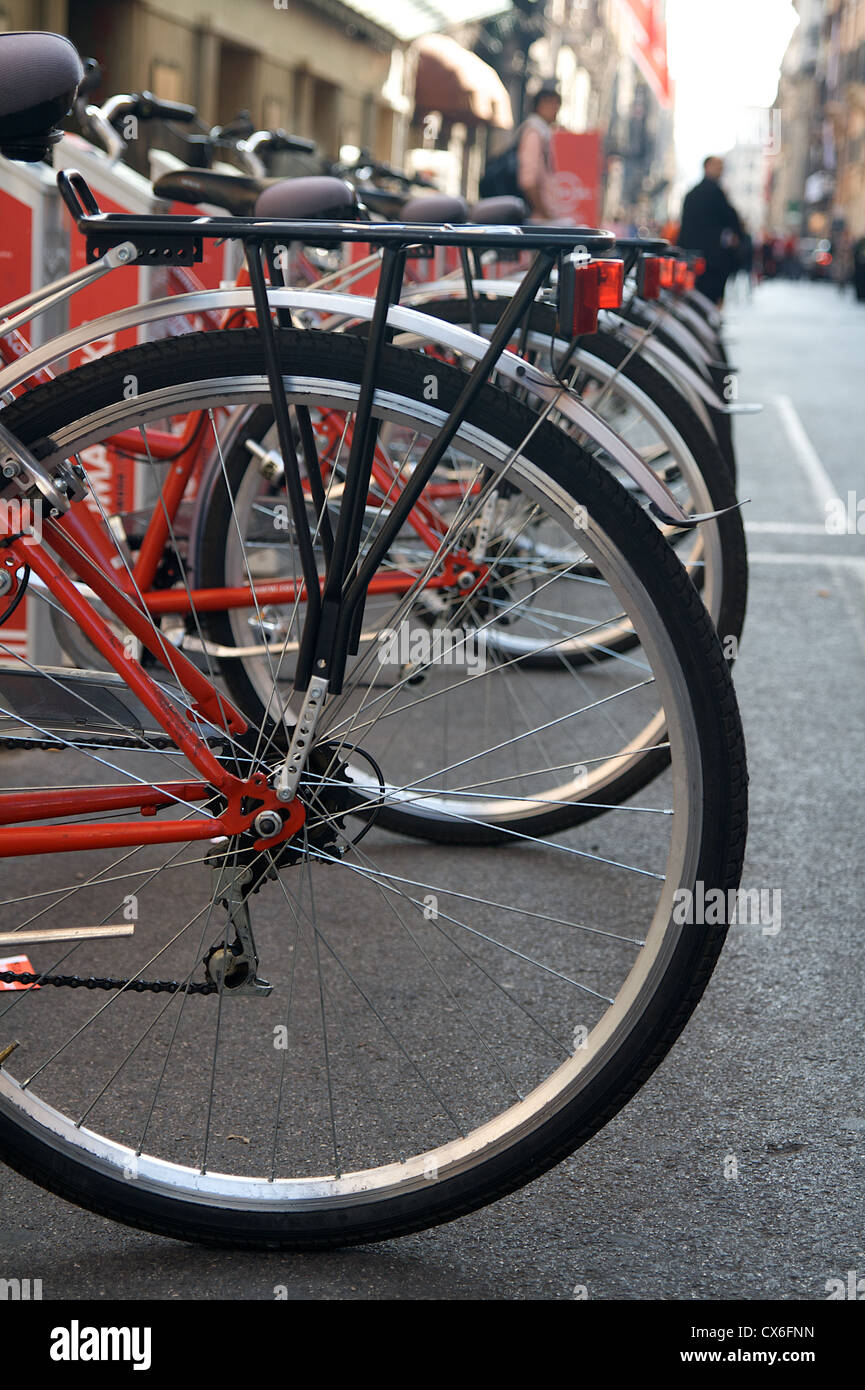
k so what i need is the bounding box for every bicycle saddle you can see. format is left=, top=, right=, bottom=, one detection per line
left=400, top=194, right=468, bottom=223
left=468, top=196, right=526, bottom=224
left=0, top=31, right=83, bottom=160
left=153, top=168, right=263, bottom=216
left=254, top=176, right=357, bottom=221
left=355, top=184, right=406, bottom=218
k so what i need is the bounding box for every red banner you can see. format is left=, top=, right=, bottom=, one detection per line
left=549, top=130, right=603, bottom=226
left=616, top=0, right=672, bottom=108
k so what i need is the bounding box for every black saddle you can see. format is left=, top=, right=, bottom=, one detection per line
left=400, top=194, right=468, bottom=224
left=0, top=31, right=83, bottom=161
left=355, top=184, right=406, bottom=218
left=153, top=168, right=263, bottom=216
left=468, top=196, right=526, bottom=225
left=153, top=169, right=358, bottom=223
left=254, top=176, right=357, bottom=221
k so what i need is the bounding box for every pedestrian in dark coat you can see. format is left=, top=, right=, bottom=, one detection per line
left=678, top=156, right=743, bottom=304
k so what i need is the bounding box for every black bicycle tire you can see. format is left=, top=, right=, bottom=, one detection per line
left=0, top=328, right=747, bottom=1249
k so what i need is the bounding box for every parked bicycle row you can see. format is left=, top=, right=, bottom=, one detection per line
left=0, top=31, right=748, bottom=1251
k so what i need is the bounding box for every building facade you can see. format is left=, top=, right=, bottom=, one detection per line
left=767, top=0, right=824, bottom=234
left=822, top=0, right=865, bottom=237
left=1, top=0, right=677, bottom=217
left=723, top=140, right=770, bottom=239
left=478, top=0, right=676, bottom=224
left=769, top=0, right=865, bottom=240
left=1, top=0, right=411, bottom=165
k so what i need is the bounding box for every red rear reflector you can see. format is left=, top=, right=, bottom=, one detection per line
left=694, top=256, right=706, bottom=276
left=558, top=257, right=600, bottom=337
left=637, top=255, right=662, bottom=300
left=597, top=259, right=625, bottom=308
left=673, top=261, right=689, bottom=291
left=685, top=268, right=696, bottom=291
left=658, top=257, right=675, bottom=289
left=559, top=256, right=625, bottom=336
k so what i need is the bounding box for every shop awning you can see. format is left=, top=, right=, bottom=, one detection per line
left=413, top=32, right=513, bottom=129
left=342, top=0, right=512, bottom=44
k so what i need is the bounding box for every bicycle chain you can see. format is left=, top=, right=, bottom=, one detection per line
left=0, top=969, right=216, bottom=994
left=0, top=734, right=233, bottom=754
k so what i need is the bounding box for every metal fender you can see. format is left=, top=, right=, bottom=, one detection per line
left=0, top=286, right=699, bottom=525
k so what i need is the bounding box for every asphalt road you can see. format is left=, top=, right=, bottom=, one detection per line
left=1, top=277, right=864, bottom=1300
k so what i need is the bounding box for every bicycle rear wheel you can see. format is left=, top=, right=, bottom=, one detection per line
left=0, top=328, right=746, bottom=1247
left=391, top=294, right=747, bottom=667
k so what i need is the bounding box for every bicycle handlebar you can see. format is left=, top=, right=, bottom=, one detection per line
left=125, top=92, right=198, bottom=126
left=78, top=90, right=200, bottom=161
left=245, top=129, right=317, bottom=157
left=345, top=152, right=437, bottom=190
left=77, top=74, right=318, bottom=176
left=98, top=92, right=197, bottom=131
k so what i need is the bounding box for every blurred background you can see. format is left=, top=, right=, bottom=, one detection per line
left=2, top=0, right=860, bottom=279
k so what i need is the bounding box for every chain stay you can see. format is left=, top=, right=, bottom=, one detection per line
left=0, top=734, right=230, bottom=993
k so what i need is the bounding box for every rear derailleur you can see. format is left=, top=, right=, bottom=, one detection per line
left=202, top=745, right=359, bottom=996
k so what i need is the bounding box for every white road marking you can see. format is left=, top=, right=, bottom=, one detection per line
left=773, top=394, right=837, bottom=516
left=745, top=521, right=829, bottom=536
left=835, top=567, right=865, bottom=663
left=748, top=551, right=865, bottom=568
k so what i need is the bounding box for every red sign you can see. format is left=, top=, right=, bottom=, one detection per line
left=0, top=955, right=39, bottom=990
left=0, top=178, right=43, bottom=660
left=549, top=131, right=603, bottom=227
left=615, top=0, right=672, bottom=108
left=0, top=189, right=32, bottom=307
left=65, top=190, right=146, bottom=516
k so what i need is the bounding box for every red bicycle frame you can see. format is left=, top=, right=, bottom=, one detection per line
left=0, top=507, right=318, bottom=857
left=0, top=474, right=481, bottom=856
left=0, top=297, right=480, bottom=622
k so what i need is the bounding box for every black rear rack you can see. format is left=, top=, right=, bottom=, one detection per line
left=57, top=167, right=618, bottom=262
left=53, top=166, right=649, bottom=697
